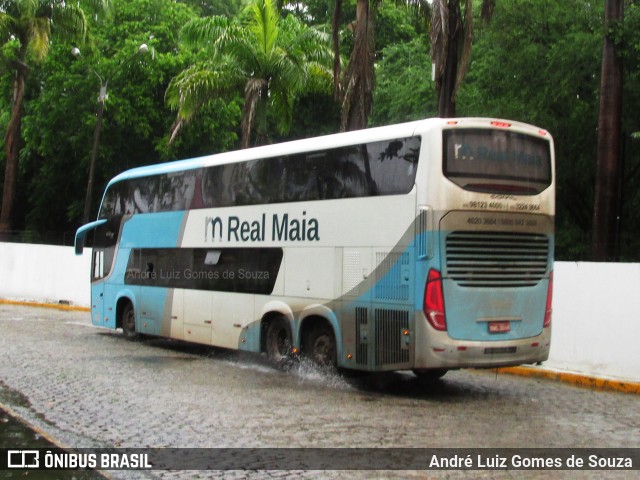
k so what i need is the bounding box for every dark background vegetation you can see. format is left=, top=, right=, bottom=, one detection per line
left=1, top=0, right=639, bottom=260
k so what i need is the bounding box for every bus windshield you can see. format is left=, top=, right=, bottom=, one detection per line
left=443, top=129, right=552, bottom=195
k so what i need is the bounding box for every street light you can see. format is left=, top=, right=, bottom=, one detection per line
left=72, top=44, right=150, bottom=224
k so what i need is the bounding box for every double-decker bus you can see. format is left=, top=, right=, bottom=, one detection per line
left=75, top=118, right=554, bottom=378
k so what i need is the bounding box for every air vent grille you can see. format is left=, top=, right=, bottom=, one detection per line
left=446, top=231, right=549, bottom=287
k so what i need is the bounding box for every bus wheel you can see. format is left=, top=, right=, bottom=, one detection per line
left=413, top=369, right=448, bottom=381
left=122, top=303, right=137, bottom=340
left=264, top=317, right=292, bottom=363
left=303, top=323, right=336, bottom=369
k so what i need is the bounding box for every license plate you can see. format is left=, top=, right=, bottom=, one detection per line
left=489, top=321, right=510, bottom=333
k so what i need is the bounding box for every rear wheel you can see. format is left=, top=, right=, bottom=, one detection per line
left=121, top=303, right=137, bottom=340
left=303, top=323, right=336, bottom=369
left=264, top=317, right=292, bottom=362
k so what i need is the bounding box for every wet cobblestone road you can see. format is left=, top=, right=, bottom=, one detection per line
left=0, top=305, right=638, bottom=479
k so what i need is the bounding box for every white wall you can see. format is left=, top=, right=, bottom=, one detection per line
left=0, top=242, right=91, bottom=306
left=546, top=262, right=640, bottom=383
left=0, top=242, right=639, bottom=383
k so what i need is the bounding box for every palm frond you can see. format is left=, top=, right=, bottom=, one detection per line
left=26, top=17, right=50, bottom=60
left=0, top=13, right=15, bottom=39
left=180, top=16, right=232, bottom=49
left=247, top=0, right=279, bottom=55
left=166, top=61, right=242, bottom=121
left=51, top=2, right=88, bottom=43
left=268, top=80, right=294, bottom=135
left=15, top=0, right=40, bottom=19
left=400, top=0, right=432, bottom=26
left=78, top=0, right=112, bottom=16
left=302, top=62, right=333, bottom=95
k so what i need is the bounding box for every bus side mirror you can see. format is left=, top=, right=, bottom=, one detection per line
left=75, top=219, right=108, bottom=256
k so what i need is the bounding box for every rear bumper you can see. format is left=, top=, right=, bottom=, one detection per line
left=413, top=312, right=551, bottom=369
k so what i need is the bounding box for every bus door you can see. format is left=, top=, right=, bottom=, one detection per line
left=87, top=218, right=119, bottom=326
left=127, top=248, right=168, bottom=336
left=91, top=249, right=106, bottom=325
left=138, top=285, right=166, bottom=336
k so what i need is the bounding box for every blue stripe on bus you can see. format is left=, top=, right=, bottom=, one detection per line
left=119, top=211, right=186, bottom=248
left=106, top=212, right=186, bottom=334
left=345, top=230, right=552, bottom=343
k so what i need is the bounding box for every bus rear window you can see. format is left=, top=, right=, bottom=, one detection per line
left=443, top=129, right=551, bottom=195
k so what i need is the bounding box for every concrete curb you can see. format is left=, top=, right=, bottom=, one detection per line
left=0, top=298, right=90, bottom=312
left=0, top=401, right=112, bottom=479
left=494, top=366, right=640, bottom=395
left=0, top=401, right=67, bottom=448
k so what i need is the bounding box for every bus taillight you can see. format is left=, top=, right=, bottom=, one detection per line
left=544, top=271, right=553, bottom=328
left=424, top=269, right=447, bottom=331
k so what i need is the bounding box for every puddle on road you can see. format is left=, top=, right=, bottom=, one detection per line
left=0, top=406, right=106, bottom=479
left=97, top=331, right=486, bottom=401
left=0, top=381, right=105, bottom=478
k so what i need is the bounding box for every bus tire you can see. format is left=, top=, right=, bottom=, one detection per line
left=122, top=302, right=137, bottom=340
left=303, top=322, right=337, bottom=369
left=264, top=316, right=292, bottom=363
left=413, top=368, right=448, bottom=381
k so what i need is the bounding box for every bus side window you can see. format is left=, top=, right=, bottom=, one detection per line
left=90, top=217, right=120, bottom=281
left=93, top=250, right=105, bottom=280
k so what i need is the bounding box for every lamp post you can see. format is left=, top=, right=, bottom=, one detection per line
left=73, top=44, right=149, bottom=224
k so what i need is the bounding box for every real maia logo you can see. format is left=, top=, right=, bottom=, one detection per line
left=205, top=211, right=319, bottom=243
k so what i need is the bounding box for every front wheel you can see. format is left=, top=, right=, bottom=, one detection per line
left=303, top=323, right=337, bottom=369
left=121, top=303, right=137, bottom=340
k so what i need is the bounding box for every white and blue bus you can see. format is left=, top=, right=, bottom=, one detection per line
left=75, top=118, right=555, bottom=378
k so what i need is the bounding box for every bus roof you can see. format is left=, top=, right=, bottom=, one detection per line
left=106, top=117, right=548, bottom=188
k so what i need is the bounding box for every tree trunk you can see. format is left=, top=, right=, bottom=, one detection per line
left=438, top=1, right=460, bottom=118
left=0, top=70, right=27, bottom=232
left=332, top=0, right=343, bottom=101
left=341, top=0, right=375, bottom=131
left=83, top=89, right=106, bottom=225
left=592, top=0, right=623, bottom=261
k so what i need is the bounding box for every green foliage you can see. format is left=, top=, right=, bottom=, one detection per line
left=371, top=35, right=436, bottom=126
left=2, top=0, right=640, bottom=262
left=0, top=0, right=90, bottom=65
left=177, top=0, right=244, bottom=17
left=0, top=0, right=96, bottom=231
left=18, top=0, right=241, bottom=231
left=457, top=0, right=605, bottom=260
left=0, top=37, right=21, bottom=69
left=375, top=2, right=420, bottom=57
left=167, top=0, right=333, bottom=147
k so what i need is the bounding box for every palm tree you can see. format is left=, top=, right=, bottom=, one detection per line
left=332, top=0, right=377, bottom=132
left=166, top=0, right=333, bottom=148
left=429, top=0, right=494, bottom=117
left=330, top=0, right=494, bottom=130
left=0, top=0, right=101, bottom=231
